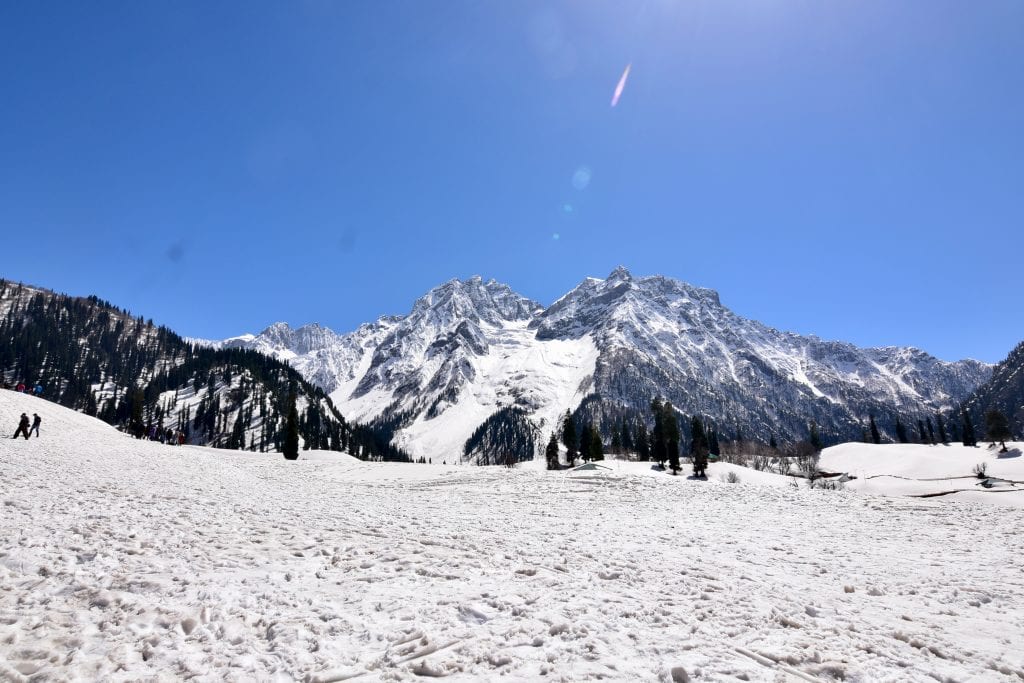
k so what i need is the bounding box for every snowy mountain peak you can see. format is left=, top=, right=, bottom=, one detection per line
left=211, top=269, right=993, bottom=462
left=606, top=265, right=633, bottom=283
left=410, top=276, right=542, bottom=327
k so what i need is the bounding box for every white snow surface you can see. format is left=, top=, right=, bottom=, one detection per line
left=3, top=390, right=1024, bottom=682
left=820, top=441, right=1024, bottom=507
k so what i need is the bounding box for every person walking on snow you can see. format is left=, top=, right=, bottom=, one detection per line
left=29, top=413, right=41, bottom=437
left=12, top=413, right=30, bottom=439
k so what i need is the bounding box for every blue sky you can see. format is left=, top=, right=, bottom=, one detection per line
left=1, top=1, right=1021, bottom=362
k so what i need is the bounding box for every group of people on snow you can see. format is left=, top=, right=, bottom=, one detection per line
left=12, top=413, right=41, bottom=439
left=135, top=423, right=186, bottom=446
left=8, top=382, right=43, bottom=396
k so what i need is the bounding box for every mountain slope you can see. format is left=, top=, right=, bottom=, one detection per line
left=963, top=340, right=1024, bottom=437
left=0, top=280, right=384, bottom=457
left=215, top=268, right=991, bottom=462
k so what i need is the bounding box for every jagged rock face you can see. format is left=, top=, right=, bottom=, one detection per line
left=219, top=268, right=993, bottom=459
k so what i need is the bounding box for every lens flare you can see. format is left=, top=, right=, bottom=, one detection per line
left=611, top=63, right=631, bottom=107
left=572, top=166, right=591, bottom=190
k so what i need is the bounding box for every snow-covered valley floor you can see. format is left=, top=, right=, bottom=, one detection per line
left=2, top=391, right=1023, bottom=682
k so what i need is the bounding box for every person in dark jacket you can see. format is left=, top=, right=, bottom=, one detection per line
left=29, top=413, right=41, bottom=437
left=13, top=413, right=30, bottom=439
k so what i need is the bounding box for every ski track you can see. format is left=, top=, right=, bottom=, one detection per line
left=2, top=393, right=1024, bottom=681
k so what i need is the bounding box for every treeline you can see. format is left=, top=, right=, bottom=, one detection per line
left=856, top=407, right=1012, bottom=452
left=463, top=406, right=536, bottom=466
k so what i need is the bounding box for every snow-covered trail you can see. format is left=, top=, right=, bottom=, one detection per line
left=2, top=391, right=1023, bottom=682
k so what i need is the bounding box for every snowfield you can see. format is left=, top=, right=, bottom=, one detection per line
left=2, top=391, right=1024, bottom=682
left=820, top=441, right=1024, bottom=507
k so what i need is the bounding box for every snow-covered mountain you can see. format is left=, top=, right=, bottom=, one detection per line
left=218, top=268, right=992, bottom=461
left=964, top=340, right=1024, bottom=436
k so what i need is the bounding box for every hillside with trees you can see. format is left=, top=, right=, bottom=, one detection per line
left=0, top=280, right=408, bottom=460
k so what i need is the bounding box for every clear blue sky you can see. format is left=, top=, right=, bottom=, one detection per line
left=1, top=2, right=1021, bottom=362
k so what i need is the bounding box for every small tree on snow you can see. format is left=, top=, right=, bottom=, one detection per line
left=690, top=416, right=709, bottom=478
left=283, top=387, right=300, bottom=461
left=561, top=411, right=577, bottom=466
left=961, top=409, right=977, bottom=447
left=545, top=432, right=560, bottom=470
left=985, top=410, right=1011, bottom=452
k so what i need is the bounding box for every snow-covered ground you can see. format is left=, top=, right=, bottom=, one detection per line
left=2, top=390, right=1023, bottom=681
left=821, top=441, right=1024, bottom=507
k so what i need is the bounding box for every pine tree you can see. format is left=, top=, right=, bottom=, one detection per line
left=769, top=434, right=778, bottom=451
left=895, top=416, right=909, bottom=444
left=636, top=423, right=650, bottom=461
left=610, top=428, right=621, bottom=455
left=283, top=387, right=300, bottom=460
left=128, top=388, right=145, bottom=438
left=961, top=409, right=977, bottom=447
left=936, top=413, right=948, bottom=444
left=690, top=416, right=708, bottom=478
left=809, top=421, right=823, bottom=452
left=620, top=420, right=633, bottom=455
left=579, top=422, right=593, bottom=463
left=589, top=425, right=604, bottom=461
left=561, top=410, right=577, bottom=466
left=869, top=414, right=881, bottom=444
left=926, top=417, right=936, bottom=445
left=917, top=419, right=928, bottom=444
left=985, top=409, right=1011, bottom=452
left=664, top=401, right=680, bottom=474
left=650, top=397, right=666, bottom=467
left=708, top=428, right=720, bottom=456
left=545, top=432, right=559, bottom=470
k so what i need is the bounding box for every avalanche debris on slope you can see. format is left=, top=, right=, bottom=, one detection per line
left=2, top=391, right=1023, bottom=681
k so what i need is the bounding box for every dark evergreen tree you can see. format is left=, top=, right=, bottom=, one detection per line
left=926, top=417, right=936, bottom=445
left=561, top=410, right=578, bottom=466
left=610, top=429, right=622, bottom=455
left=636, top=423, right=650, bottom=461
left=894, top=416, right=909, bottom=444
left=621, top=420, right=633, bottom=455
left=708, top=428, right=720, bottom=456
left=936, top=413, right=948, bottom=444
left=283, top=387, right=300, bottom=460
left=985, top=409, right=1011, bottom=452
left=961, top=409, right=977, bottom=447
left=579, top=421, right=593, bottom=463
left=769, top=434, right=778, bottom=451
left=690, top=416, right=709, bottom=477
left=589, top=425, right=604, bottom=461
left=917, top=419, right=928, bottom=444
left=650, top=397, right=666, bottom=467
left=869, top=414, right=881, bottom=444
left=663, top=401, right=680, bottom=474
left=545, top=432, right=560, bottom=470
left=809, top=422, right=823, bottom=452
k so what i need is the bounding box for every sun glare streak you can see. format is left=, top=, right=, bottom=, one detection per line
left=610, top=63, right=632, bottom=107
